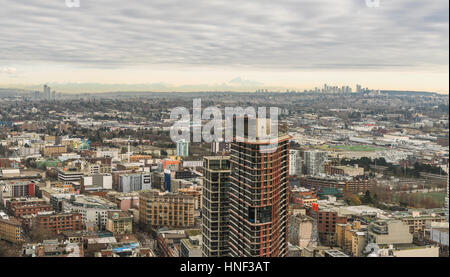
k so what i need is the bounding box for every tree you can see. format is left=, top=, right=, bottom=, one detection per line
left=344, top=192, right=362, bottom=206
left=0, top=245, right=6, bottom=257
left=407, top=194, right=417, bottom=207
left=144, top=224, right=157, bottom=239
left=30, top=224, right=54, bottom=242
left=362, top=190, right=373, bottom=204
left=372, top=193, right=379, bottom=205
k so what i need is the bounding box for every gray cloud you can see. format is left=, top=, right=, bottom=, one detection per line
left=0, top=0, right=448, bottom=70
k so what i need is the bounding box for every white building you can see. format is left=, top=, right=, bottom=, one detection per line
left=83, top=174, right=113, bottom=191
left=118, top=173, right=151, bottom=193
left=176, top=140, right=189, bottom=157
left=62, top=195, right=118, bottom=230
left=304, top=150, right=327, bottom=176
left=289, top=149, right=302, bottom=176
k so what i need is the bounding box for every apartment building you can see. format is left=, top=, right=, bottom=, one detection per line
left=6, top=198, right=53, bottom=217
left=299, top=175, right=375, bottom=194
left=289, top=149, right=302, bottom=176
left=335, top=221, right=365, bottom=257
left=43, top=145, right=67, bottom=157
left=202, top=156, right=231, bottom=257
left=139, top=190, right=195, bottom=228
left=34, top=212, right=83, bottom=234
left=228, top=118, right=291, bottom=257
left=0, top=216, right=24, bottom=243
left=304, top=150, right=327, bottom=176
left=398, top=212, right=446, bottom=237
left=0, top=181, right=36, bottom=203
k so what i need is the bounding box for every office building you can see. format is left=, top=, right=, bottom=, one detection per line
left=57, top=167, right=83, bottom=183
left=118, top=173, right=151, bottom=192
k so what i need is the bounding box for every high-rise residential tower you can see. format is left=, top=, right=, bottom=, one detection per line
left=228, top=118, right=291, bottom=257
left=304, top=150, right=327, bottom=176
left=202, top=156, right=231, bottom=257
left=289, top=149, right=302, bottom=176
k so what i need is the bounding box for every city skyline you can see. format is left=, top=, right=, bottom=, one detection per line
left=0, top=0, right=448, bottom=94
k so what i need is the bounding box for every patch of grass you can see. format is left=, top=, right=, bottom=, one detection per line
left=418, top=191, right=446, bottom=205
left=185, top=229, right=201, bottom=236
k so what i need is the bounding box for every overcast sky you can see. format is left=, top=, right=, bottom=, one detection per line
left=0, top=0, right=448, bottom=93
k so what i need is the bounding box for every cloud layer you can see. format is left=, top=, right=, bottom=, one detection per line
left=0, top=0, right=448, bottom=71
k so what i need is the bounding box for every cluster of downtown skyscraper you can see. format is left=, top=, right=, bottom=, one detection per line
left=202, top=119, right=291, bottom=257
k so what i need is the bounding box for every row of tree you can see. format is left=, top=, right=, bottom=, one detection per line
left=344, top=188, right=442, bottom=209
left=341, top=157, right=447, bottom=178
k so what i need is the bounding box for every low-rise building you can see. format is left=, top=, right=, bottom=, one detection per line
left=139, top=190, right=195, bottom=228
left=299, top=175, right=375, bottom=194
left=180, top=235, right=202, bottom=257
left=289, top=214, right=315, bottom=249
left=397, top=211, right=446, bottom=237
left=95, top=242, right=153, bottom=257
left=106, top=211, right=132, bottom=235
left=43, top=145, right=67, bottom=157
left=62, top=194, right=118, bottom=230
left=6, top=198, right=53, bottom=217
left=22, top=239, right=84, bottom=257
left=325, top=164, right=364, bottom=177
left=34, top=212, right=83, bottom=234
left=156, top=229, right=187, bottom=257
left=57, top=167, right=83, bottom=182
left=0, top=216, right=24, bottom=243
left=368, top=219, right=413, bottom=245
